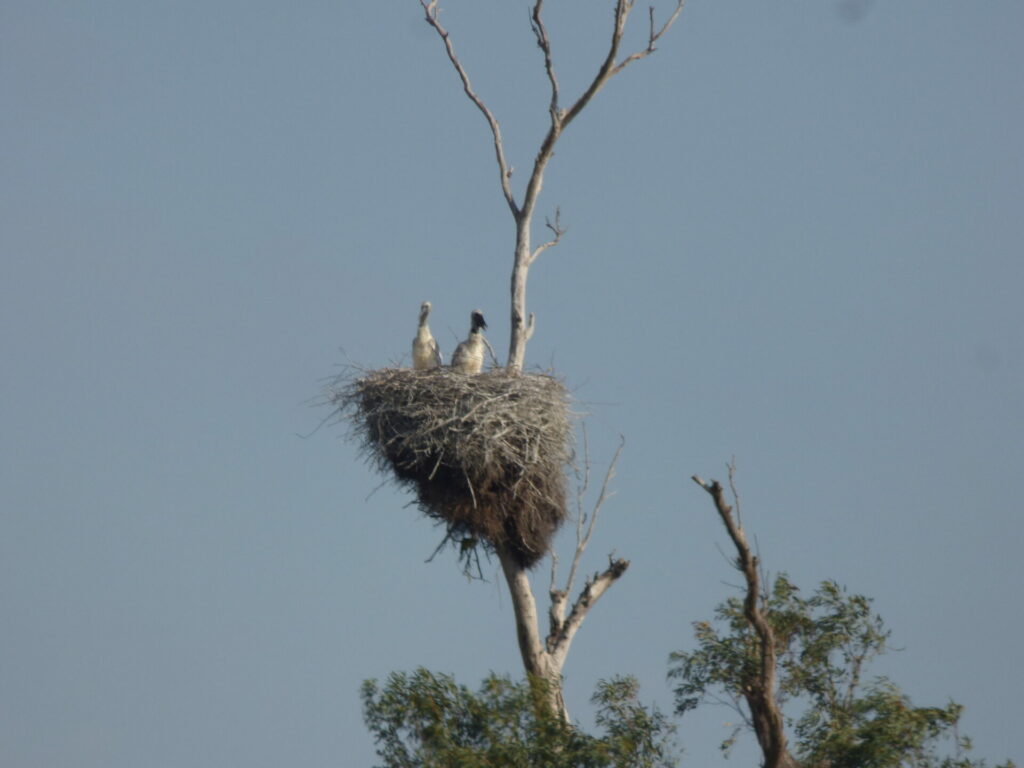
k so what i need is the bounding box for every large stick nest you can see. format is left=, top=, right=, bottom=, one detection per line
left=332, top=368, right=572, bottom=568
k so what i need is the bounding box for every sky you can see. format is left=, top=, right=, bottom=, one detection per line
left=1, top=1, right=1021, bottom=766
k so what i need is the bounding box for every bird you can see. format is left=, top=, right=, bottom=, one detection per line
left=451, top=309, right=488, bottom=374
left=411, top=301, right=443, bottom=370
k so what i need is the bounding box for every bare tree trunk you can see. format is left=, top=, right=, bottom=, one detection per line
left=508, top=226, right=532, bottom=373
left=498, top=541, right=630, bottom=722
left=491, top=437, right=628, bottom=721
left=497, top=546, right=566, bottom=717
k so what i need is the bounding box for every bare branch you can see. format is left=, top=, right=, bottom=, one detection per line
left=574, top=424, right=593, bottom=554
left=548, top=423, right=591, bottom=640
left=509, top=1, right=687, bottom=370
left=566, top=435, right=624, bottom=596
left=612, top=0, right=688, bottom=75
left=529, top=207, right=565, bottom=263
left=546, top=432, right=627, bottom=656
left=421, top=0, right=688, bottom=370
left=522, top=0, right=688, bottom=223
left=419, top=1, right=518, bottom=217
left=691, top=473, right=793, bottom=768
left=549, top=555, right=630, bottom=666
left=558, top=0, right=630, bottom=131
left=727, top=456, right=742, bottom=528
left=545, top=435, right=627, bottom=662
left=530, top=0, right=561, bottom=117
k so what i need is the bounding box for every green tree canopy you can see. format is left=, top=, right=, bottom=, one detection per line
left=361, top=669, right=676, bottom=768
left=669, top=574, right=1014, bottom=768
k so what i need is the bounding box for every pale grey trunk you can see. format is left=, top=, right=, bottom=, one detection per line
left=507, top=226, right=532, bottom=373
left=497, top=547, right=568, bottom=720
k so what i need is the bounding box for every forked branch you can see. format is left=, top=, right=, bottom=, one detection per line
left=531, top=207, right=565, bottom=263
left=612, top=1, right=689, bottom=75
left=421, top=0, right=687, bottom=371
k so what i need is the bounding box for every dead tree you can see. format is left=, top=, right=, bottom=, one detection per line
left=414, top=0, right=686, bottom=719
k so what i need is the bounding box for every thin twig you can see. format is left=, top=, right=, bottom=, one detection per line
left=566, top=434, right=624, bottom=595
left=612, top=0, right=688, bottom=74
left=531, top=207, right=565, bottom=263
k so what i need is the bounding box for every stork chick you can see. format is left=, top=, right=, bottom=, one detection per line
left=451, top=310, right=488, bottom=374
left=412, top=301, right=442, bottom=370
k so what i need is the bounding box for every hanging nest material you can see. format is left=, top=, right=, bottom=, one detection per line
left=332, top=367, right=572, bottom=568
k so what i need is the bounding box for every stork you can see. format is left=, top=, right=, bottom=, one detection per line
left=451, top=310, right=488, bottom=374
left=411, top=301, right=442, bottom=370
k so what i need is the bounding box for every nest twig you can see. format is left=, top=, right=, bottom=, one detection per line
left=330, top=367, right=572, bottom=568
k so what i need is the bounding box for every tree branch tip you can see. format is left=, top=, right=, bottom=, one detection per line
left=691, top=474, right=717, bottom=492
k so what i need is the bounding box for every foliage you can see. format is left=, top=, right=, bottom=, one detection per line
left=669, top=574, right=1014, bottom=768
left=361, top=669, right=676, bottom=768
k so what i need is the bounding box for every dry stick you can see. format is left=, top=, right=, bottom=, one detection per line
left=691, top=474, right=793, bottom=768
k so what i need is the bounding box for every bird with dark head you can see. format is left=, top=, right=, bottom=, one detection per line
left=411, top=301, right=442, bottom=370
left=451, top=309, right=488, bottom=374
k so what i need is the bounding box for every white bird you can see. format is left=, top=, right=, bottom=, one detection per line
left=451, top=309, right=488, bottom=374
left=411, top=301, right=443, bottom=370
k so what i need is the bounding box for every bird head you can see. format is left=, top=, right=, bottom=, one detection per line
left=419, top=301, right=432, bottom=321
left=470, top=310, right=487, bottom=332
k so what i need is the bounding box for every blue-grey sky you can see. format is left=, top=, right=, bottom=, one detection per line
left=2, top=1, right=1021, bottom=766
